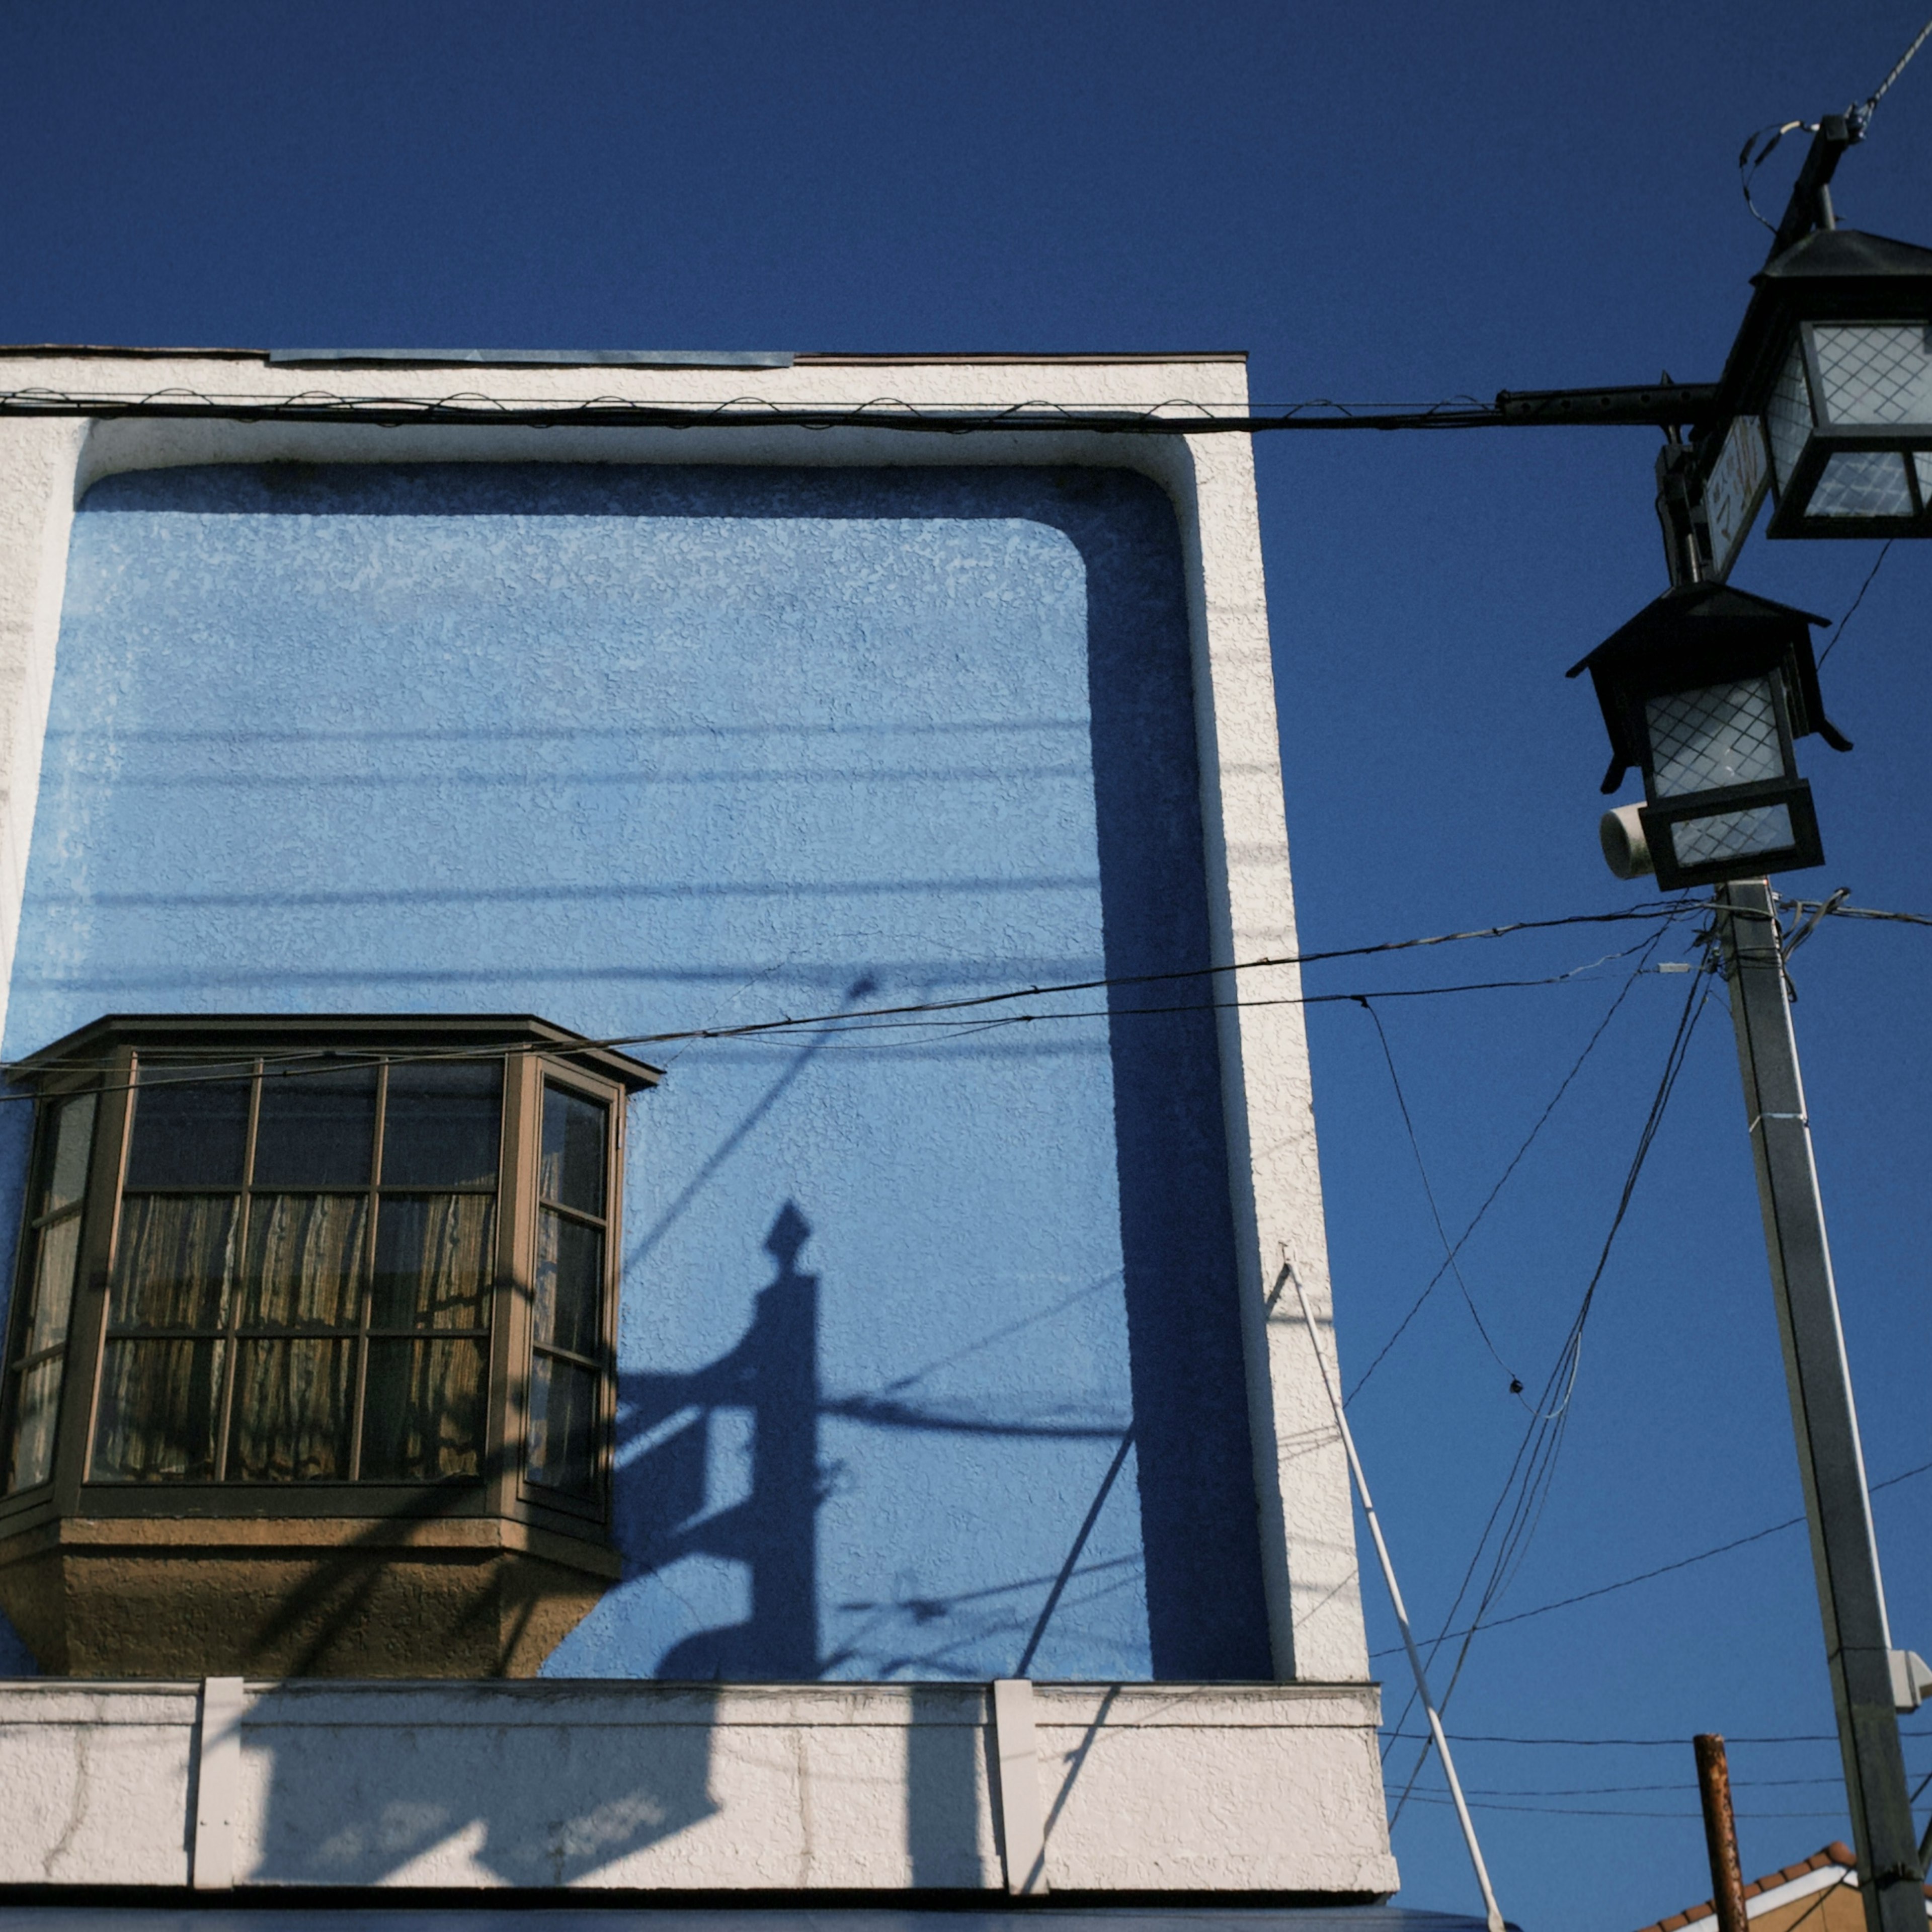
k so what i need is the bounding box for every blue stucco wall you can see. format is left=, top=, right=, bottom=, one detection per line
left=0, top=461, right=1270, bottom=1681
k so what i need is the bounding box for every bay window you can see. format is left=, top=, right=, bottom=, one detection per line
left=0, top=1015, right=657, bottom=1678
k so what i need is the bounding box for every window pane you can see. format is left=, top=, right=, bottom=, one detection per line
left=535, top=1210, right=602, bottom=1359
left=92, top=1337, right=225, bottom=1481
left=243, top=1194, right=368, bottom=1328
left=1808, top=449, right=1914, bottom=520
left=527, top=1355, right=598, bottom=1497
left=125, top=1067, right=252, bottom=1188
left=380, top=1062, right=501, bottom=1187
left=1667, top=803, right=1798, bottom=870
left=22, top=1215, right=83, bottom=1356
left=230, top=1338, right=353, bottom=1480
left=7, top=1358, right=64, bottom=1492
left=109, top=1195, right=236, bottom=1330
left=1645, top=678, right=1784, bottom=798
left=1812, top=323, right=1932, bottom=426
left=1766, top=338, right=1814, bottom=491
left=40, top=1093, right=97, bottom=1217
left=254, top=1067, right=377, bottom=1187
left=372, top=1195, right=493, bottom=1330
left=540, top=1086, right=606, bottom=1217
left=362, top=1338, right=484, bottom=1480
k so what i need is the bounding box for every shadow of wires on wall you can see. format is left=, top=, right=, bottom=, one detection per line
left=50, top=461, right=1273, bottom=1685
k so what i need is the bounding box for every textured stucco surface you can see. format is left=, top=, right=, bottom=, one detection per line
left=0, top=356, right=1391, bottom=1893
left=1, top=460, right=1270, bottom=1684
left=0, top=1678, right=1399, bottom=1893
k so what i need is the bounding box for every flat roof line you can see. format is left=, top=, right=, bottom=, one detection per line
left=0, top=344, right=1248, bottom=367
left=792, top=351, right=1248, bottom=364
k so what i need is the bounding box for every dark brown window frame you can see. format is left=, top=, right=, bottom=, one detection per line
left=0, top=1015, right=659, bottom=1553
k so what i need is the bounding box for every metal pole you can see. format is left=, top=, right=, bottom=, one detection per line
left=1713, top=878, right=1923, bottom=1932
left=1694, top=1733, right=1750, bottom=1932
left=1283, top=1259, right=1507, bottom=1932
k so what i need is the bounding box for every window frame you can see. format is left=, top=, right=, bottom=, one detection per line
left=0, top=1016, right=657, bottom=1553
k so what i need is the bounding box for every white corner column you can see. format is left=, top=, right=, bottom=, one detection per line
left=0, top=418, right=86, bottom=1050
left=1163, top=426, right=1371, bottom=1687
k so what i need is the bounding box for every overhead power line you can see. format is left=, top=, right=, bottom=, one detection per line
left=1346, top=931, right=1668, bottom=1403
left=1817, top=543, right=1897, bottom=667
left=0, top=903, right=1694, bottom=1096
left=1368, top=1455, right=1932, bottom=1659
left=1383, top=1731, right=1931, bottom=1750
left=1862, top=14, right=1932, bottom=126
left=0, top=380, right=1723, bottom=436
left=1385, top=965, right=1714, bottom=1819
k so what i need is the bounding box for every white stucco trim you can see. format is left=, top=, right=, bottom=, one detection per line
left=990, top=1678, right=1048, bottom=1894
left=0, top=418, right=86, bottom=1034
left=191, top=1675, right=245, bottom=1890
left=0, top=353, right=1367, bottom=1716
left=0, top=1677, right=1398, bottom=1893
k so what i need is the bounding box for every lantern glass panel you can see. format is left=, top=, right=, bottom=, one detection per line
left=1667, top=803, right=1797, bottom=870
left=1811, top=324, right=1932, bottom=426
left=1766, top=339, right=1815, bottom=491
left=1809, top=449, right=1914, bottom=519
left=1645, top=676, right=1787, bottom=797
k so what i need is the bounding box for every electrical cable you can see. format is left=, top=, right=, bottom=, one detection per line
left=1407, top=1794, right=1855, bottom=1821
left=1738, top=17, right=1932, bottom=231
left=0, top=955, right=1662, bottom=1108
left=1368, top=1454, right=1932, bottom=1658
left=1346, top=928, right=1670, bottom=1403
left=1471, top=1776, right=1890, bottom=1796
left=1786, top=899, right=1932, bottom=928
left=0, top=904, right=1697, bottom=1097
left=1817, top=542, right=1896, bottom=665
left=1861, top=15, right=1932, bottom=127
left=1382, top=962, right=1714, bottom=1821
left=1354, top=998, right=1526, bottom=1399
left=0, top=385, right=1720, bottom=437
left=1396, top=966, right=1713, bottom=1784
left=1739, top=121, right=1817, bottom=232
left=1382, top=1731, right=1911, bottom=1748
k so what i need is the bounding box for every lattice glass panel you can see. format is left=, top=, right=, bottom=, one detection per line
left=1765, top=340, right=1815, bottom=491
left=1918, top=451, right=1932, bottom=504
left=1646, top=678, right=1784, bottom=798
left=1808, top=449, right=1913, bottom=520
left=1668, top=803, right=1796, bottom=870
left=1813, top=324, right=1932, bottom=425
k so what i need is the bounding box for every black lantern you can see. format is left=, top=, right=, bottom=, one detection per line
left=1568, top=582, right=1850, bottom=890
left=1706, top=227, right=1932, bottom=540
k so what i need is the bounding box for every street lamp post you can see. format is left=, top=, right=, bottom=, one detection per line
left=1713, top=877, right=1924, bottom=1932
left=1572, top=587, right=1927, bottom=1932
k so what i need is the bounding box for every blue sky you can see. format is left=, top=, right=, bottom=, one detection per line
left=3, top=5, right=1930, bottom=1928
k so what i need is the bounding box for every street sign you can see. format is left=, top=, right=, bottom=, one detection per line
left=1706, top=414, right=1771, bottom=579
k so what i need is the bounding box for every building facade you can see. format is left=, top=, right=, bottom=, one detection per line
left=0, top=348, right=1397, bottom=1898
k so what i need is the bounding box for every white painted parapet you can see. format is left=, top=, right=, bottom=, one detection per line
left=0, top=350, right=1366, bottom=1696
left=0, top=352, right=1386, bottom=1895
left=0, top=1677, right=1397, bottom=1894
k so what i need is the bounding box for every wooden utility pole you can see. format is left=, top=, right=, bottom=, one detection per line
left=1695, top=1733, right=1749, bottom=1932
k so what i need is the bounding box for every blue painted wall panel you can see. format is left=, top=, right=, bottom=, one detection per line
left=2, top=463, right=1270, bottom=1681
